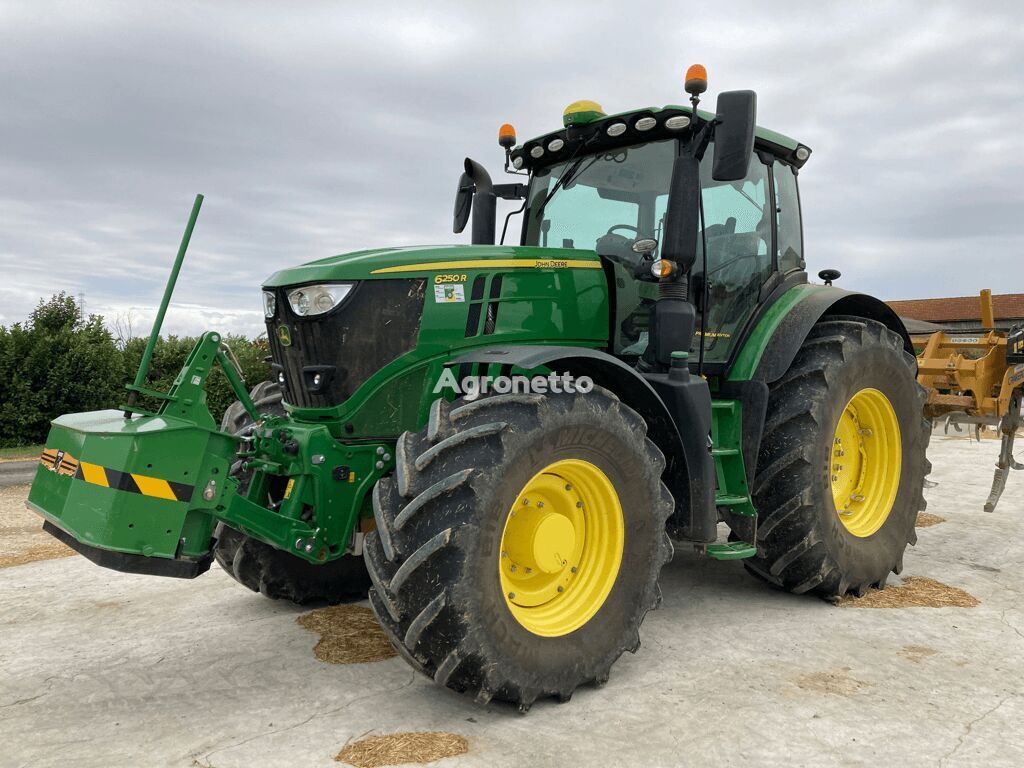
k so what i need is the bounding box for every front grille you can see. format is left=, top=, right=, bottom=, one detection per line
left=267, top=279, right=426, bottom=408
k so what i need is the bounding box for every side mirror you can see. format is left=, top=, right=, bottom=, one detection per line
left=453, top=171, right=473, bottom=234
left=712, top=90, right=757, bottom=182
left=461, top=158, right=496, bottom=245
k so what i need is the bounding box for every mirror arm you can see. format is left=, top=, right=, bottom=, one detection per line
left=493, top=183, right=527, bottom=201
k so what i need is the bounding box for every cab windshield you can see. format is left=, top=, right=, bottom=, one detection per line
left=520, top=137, right=779, bottom=365
left=523, top=140, right=676, bottom=253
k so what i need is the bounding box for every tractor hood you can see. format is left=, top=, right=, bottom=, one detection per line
left=263, top=245, right=602, bottom=288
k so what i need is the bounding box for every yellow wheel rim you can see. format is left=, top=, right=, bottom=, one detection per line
left=499, top=459, right=624, bottom=637
left=830, top=387, right=902, bottom=537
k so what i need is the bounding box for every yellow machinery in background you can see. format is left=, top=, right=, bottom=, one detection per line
left=912, top=289, right=1024, bottom=511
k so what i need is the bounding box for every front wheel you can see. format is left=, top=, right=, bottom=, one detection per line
left=364, top=388, right=673, bottom=710
left=747, top=318, right=930, bottom=599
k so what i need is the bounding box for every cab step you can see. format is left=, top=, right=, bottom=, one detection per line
left=702, top=541, right=757, bottom=560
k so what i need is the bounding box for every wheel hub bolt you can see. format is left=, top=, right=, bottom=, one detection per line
left=557, top=586, right=565, bottom=593
left=576, top=501, right=583, bottom=508
left=570, top=566, right=578, bottom=573
left=565, top=484, right=572, bottom=491
left=508, top=592, right=516, bottom=599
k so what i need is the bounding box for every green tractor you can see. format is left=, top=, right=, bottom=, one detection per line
left=28, top=65, right=929, bottom=710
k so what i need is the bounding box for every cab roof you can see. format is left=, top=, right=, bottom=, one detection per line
left=511, top=104, right=810, bottom=174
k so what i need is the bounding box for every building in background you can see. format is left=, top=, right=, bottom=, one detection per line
left=887, top=293, right=1024, bottom=333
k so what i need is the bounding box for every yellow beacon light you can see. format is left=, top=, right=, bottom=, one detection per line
left=563, top=100, right=606, bottom=127
left=498, top=123, right=517, bottom=149
left=685, top=64, right=708, bottom=96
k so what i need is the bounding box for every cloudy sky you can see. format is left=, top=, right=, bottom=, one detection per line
left=2, top=0, right=1022, bottom=337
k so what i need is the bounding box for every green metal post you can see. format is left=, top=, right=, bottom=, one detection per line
left=125, top=194, right=204, bottom=416
left=216, top=348, right=260, bottom=422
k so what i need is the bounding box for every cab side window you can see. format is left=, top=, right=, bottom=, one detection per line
left=773, top=164, right=803, bottom=273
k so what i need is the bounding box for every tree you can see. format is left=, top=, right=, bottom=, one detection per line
left=0, top=293, right=271, bottom=446
left=0, top=293, right=125, bottom=446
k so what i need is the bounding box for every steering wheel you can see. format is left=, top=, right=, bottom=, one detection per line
left=596, top=225, right=658, bottom=280
left=606, top=224, right=640, bottom=238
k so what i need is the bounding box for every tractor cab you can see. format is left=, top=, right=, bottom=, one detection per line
left=462, top=67, right=813, bottom=376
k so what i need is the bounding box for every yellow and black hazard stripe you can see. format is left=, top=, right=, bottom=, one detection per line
left=40, top=448, right=79, bottom=477
left=39, top=448, right=194, bottom=502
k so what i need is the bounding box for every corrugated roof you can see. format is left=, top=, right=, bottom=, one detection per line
left=886, top=293, right=1024, bottom=323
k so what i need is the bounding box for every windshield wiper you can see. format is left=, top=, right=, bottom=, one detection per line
left=533, top=146, right=601, bottom=221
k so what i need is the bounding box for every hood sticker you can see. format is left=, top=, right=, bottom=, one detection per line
left=434, top=283, right=465, bottom=303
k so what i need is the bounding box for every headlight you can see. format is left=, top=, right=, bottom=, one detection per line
left=262, top=290, right=276, bottom=318
left=287, top=283, right=354, bottom=317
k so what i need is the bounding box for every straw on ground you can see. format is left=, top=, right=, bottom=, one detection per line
left=336, top=732, right=469, bottom=768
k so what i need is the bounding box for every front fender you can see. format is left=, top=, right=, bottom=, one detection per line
left=450, top=345, right=716, bottom=542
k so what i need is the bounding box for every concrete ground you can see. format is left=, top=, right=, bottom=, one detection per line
left=1, top=434, right=1022, bottom=768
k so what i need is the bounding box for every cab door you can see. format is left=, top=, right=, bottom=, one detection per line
left=692, top=153, right=775, bottom=364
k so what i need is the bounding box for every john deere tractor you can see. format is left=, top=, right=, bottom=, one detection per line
left=28, top=66, right=929, bottom=710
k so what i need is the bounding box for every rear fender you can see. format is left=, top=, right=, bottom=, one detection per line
left=730, top=285, right=913, bottom=385
left=725, top=285, right=913, bottom=485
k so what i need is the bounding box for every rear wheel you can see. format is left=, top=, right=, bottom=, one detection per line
left=213, top=381, right=370, bottom=604
left=746, top=318, right=930, bottom=599
left=364, top=388, right=673, bottom=710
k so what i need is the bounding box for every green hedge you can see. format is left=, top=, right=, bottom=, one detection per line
left=0, top=294, right=270, bottom=448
